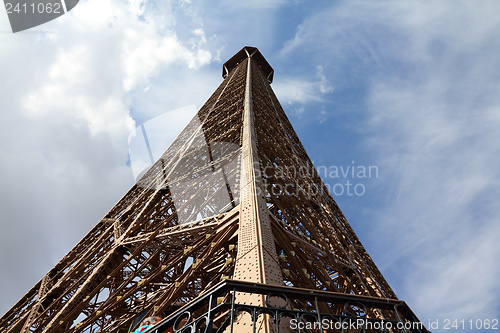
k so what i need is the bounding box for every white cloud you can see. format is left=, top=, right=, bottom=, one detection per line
left=273, top=66, right=335, bottom=105
left=273, top=78, right=321, bottom=104
left=316, top=65, right=334, bottom=94
left=0, top=0, right=216, bottom=316
left=216, top=0, right=289, bottom=10
left=127, top=0, right=146, bottom=17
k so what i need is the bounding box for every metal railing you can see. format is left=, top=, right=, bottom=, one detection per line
left=148, top=280, right=428, bottom=333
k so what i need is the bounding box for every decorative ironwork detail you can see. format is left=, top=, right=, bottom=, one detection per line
left=154, top=280, right=428, bottom=333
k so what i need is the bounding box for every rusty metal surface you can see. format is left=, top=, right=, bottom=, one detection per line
left=0, top=47, right=422, bottom=333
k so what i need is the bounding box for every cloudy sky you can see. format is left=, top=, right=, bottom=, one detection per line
left=1, top=0, right=499, bottom=330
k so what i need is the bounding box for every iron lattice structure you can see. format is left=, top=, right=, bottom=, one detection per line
left=1, top=47, right=427, bottom=333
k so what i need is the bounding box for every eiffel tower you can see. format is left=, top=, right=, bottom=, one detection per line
left=0, top=47, right=427, bottom=333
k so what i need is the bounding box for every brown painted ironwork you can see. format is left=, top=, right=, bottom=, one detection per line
left=0, top=46, right=426, bottom=333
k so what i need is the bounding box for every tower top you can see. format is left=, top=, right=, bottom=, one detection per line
left=222, top=46, right=274, bottom=83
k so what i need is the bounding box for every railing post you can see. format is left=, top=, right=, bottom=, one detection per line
left=205, top=294, right=213, bottom=333
left=393, top=305, right=408, bottom=333
left=314, top=296, right=321, bottom=329
left=230, top=287, right=236, bottom=333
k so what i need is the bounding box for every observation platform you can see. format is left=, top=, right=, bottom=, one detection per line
left=222, top=46, right=274, bottom=83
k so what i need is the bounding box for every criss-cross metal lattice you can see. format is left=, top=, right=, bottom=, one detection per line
left=149, top=280, right=426, bottom=333
left=0, top=47, right=426, bottom=333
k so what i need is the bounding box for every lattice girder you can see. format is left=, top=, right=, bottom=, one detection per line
left=0, top=47, right=426, bottom=333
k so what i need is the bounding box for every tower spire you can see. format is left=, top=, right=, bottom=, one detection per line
left=234, top=50, right=282, bottom=286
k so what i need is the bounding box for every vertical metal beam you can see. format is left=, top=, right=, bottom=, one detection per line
left=231, top=55, right=284, bottom=332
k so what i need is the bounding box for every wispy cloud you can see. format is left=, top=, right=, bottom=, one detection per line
left=281, top=0, right=500, bottom=324
left=215, top=0, right=290, bottom=10
left=273, top=66, right=334, bottom=105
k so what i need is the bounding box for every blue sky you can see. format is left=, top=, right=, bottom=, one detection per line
left=1, top=0, right=499, bottom=330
